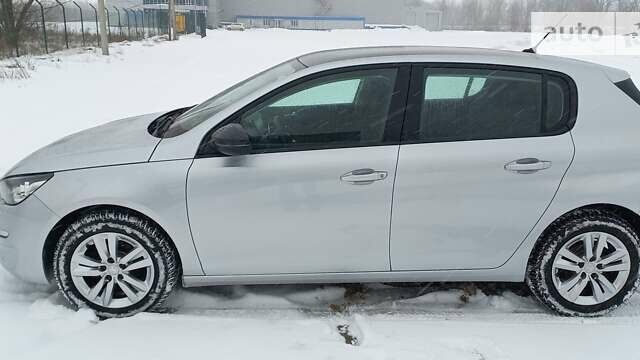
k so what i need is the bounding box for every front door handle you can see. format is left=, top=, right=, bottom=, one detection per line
left=504, top=158, right=552, bottom=174
left=340, top=168, right=388, bottom=185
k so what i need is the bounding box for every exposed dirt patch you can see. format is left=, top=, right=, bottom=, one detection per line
left=336, top=324, right=360, bottom=346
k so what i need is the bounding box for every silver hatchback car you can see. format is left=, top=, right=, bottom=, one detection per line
left=2, top=46, right=640, bottom=318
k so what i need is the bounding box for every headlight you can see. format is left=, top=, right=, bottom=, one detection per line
left=0, top=173, right=54, bottom=206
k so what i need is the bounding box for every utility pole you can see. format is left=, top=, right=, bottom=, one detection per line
left=98, top=0, right=109, bottom=55
left=168, top=0, right=178, bottom=40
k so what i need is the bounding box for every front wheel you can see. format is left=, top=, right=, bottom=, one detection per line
left=53, top=210, right=179, bottom=318
left=527, top=209, right=640, bottom=316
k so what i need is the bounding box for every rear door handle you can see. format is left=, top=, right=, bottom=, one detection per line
left=340, top=168, right=388, bottom=185
left=504, top=158, right=552, bottom=174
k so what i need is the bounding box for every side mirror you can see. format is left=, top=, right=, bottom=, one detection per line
left=211, top=123, right=252, bottom=156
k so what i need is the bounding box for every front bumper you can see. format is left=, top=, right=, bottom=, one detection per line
left=0, top=195, right=60, bottom=284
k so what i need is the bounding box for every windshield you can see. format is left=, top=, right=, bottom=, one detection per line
left=162, top=59, right=306, bottom=138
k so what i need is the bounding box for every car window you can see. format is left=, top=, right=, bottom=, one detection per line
left=237, top=68, right=398, bottom=154
left=545, top=76, right=571, bottom=132
left=162, top=59, right=305, bottom=138
left=404, top=67, right=573, bottom=143
left=272, top=79, right=361, bottom=106
left=425, top=76, right=486, bottom=100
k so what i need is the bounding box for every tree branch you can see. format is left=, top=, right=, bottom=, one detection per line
left=15, top=0, right=35, bottom=32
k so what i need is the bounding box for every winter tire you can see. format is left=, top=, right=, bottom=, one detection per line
left=53, top=210, right=179, bottom=318
left=527, top=209, right=640, bottom=316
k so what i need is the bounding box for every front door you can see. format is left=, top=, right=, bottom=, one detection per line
left=188, top=65, right=409, bottom=275
left=391, top=64, right=576, bottom=270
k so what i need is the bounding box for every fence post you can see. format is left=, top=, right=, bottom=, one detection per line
left=55, top=0, right=69, bottom=49
left=151, top=10, right=156, bottom=36
left=34, top=0, right=48, bottom=54
left=131, top=9, right=139, bottom=39
left=124, top=9, right=132, bottom=39
left=73, top=1, right=85, bottom=46
left=140, top=10, right=145, bottom=38
left=113, top=6, right=122, bottom=37
left=106, top=7, right=111, bottom=39
left=88, top=3, right=99, bottom=47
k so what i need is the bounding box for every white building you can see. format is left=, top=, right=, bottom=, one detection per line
left=209, top=0, right=442, bottom=30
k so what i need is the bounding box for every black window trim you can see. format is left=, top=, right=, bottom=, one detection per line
left=196, top=63, right=412, bottom=158
left=614, top=78, right=640, bottom=107
left=401, top=63, right=579, bottom=145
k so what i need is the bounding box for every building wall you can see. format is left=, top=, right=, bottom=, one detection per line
left=210, top=0, right=441, bottom=30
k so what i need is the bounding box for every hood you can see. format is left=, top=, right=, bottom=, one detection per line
left=5, top=112, right=163, bottom=176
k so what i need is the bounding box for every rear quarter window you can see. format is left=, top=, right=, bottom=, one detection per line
left=615, top=78, right=640, bottom=106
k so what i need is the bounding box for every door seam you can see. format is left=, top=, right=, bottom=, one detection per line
left=185, top=158, right=206, bottom=275
left=388, top=64, right=413, bottom=271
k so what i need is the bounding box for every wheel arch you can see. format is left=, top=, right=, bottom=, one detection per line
left=42, top=204, right=183, bottom=283
left=529, top=203, right=640, bottom=265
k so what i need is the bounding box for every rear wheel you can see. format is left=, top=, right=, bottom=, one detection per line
left=53, top=210, right=179, bottom=318
left=527, top=209, right=640, bottom=316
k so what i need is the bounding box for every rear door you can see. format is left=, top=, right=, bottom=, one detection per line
left=390, top=64, right=576, bottom=271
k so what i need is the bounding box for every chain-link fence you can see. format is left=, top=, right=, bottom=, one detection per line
left=0, top=0, right=208, bottom=59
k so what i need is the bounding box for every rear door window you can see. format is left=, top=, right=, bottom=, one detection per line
left=403, top=66, right=576, bottom=143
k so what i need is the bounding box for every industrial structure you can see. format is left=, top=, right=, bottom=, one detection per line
left=209, top=0, right=443, bottom=30
left=141, top=0, right=209, bottom=34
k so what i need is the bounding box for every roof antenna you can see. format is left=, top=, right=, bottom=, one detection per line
left=523, top=14, right=568, bottom=53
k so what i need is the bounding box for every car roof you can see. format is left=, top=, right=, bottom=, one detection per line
left=295, top=45, right=630, bottom=83
left=297, top=46, right=536, bottom=67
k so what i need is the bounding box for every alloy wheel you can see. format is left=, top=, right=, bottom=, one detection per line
left=551, top=231, right=631, bottom=306
left=69, top=232, right=156, bottom=309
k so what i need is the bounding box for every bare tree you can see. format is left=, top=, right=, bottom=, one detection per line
left=315, top=0, right=332, bottom=16
left=620, top=0, right=640, bottom=11
left=585, top=0, right=617, bottom=11
left=508, top=0, right=525, bottom=32
left=0, top=0, right=35, bottom=55
left=485, top=0, right=507, bottom=30
left=461, top=0, right=483, bottom=29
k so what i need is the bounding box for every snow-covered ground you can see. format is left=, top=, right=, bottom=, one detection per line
left=3, top=28, right=640, bottom=359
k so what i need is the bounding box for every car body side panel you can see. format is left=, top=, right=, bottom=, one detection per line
left=6, top=113, right=162, bottom=176
left=0, top=195, right=61, bottom=284
left=485, top=62, right=640, bottom=281
left=147, top=52, right=640, bottom=284
left=187, top=146, right=398, bottom=275
left=390, top=133, right=574, bottom=271
left=34, top=160, right=204, bottom=277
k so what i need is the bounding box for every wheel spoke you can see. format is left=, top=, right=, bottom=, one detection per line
left=93, top=236, right=110, bottom=262
left=553, top=259, right=581, bottom=273
left=558, top=248, right=583, bottom=264
left=124, top=258, right=152, bottom=272
left=595, top=233, right=608, bottom=261
left=87, top=277, right=106, bottom=300
left=75, top=255, right=102, bottom=268
left=564, top=275, right=589, bottom=301
left=107, top=233, right=118, bottom=260
left=591, top=278, right=607, bottom=302
left=102, top=280, right=115, bottom=307
left=118, top=280, right=139, bottom=302
left=121, top=273, right=148, bottom=292
left=600, top=262, right=631, bottom=272
left=119, top=246, right=144, bottom=265
left=599, top=250, right=627, bottom=266
left=584, top=233, right=594, bottom=260
left=597, top=275, right=618, bottom=295
left=72, top=267, right=102, bottom=277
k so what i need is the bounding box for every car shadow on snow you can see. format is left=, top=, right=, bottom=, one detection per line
left=161, top=281, right=542, bottom=317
